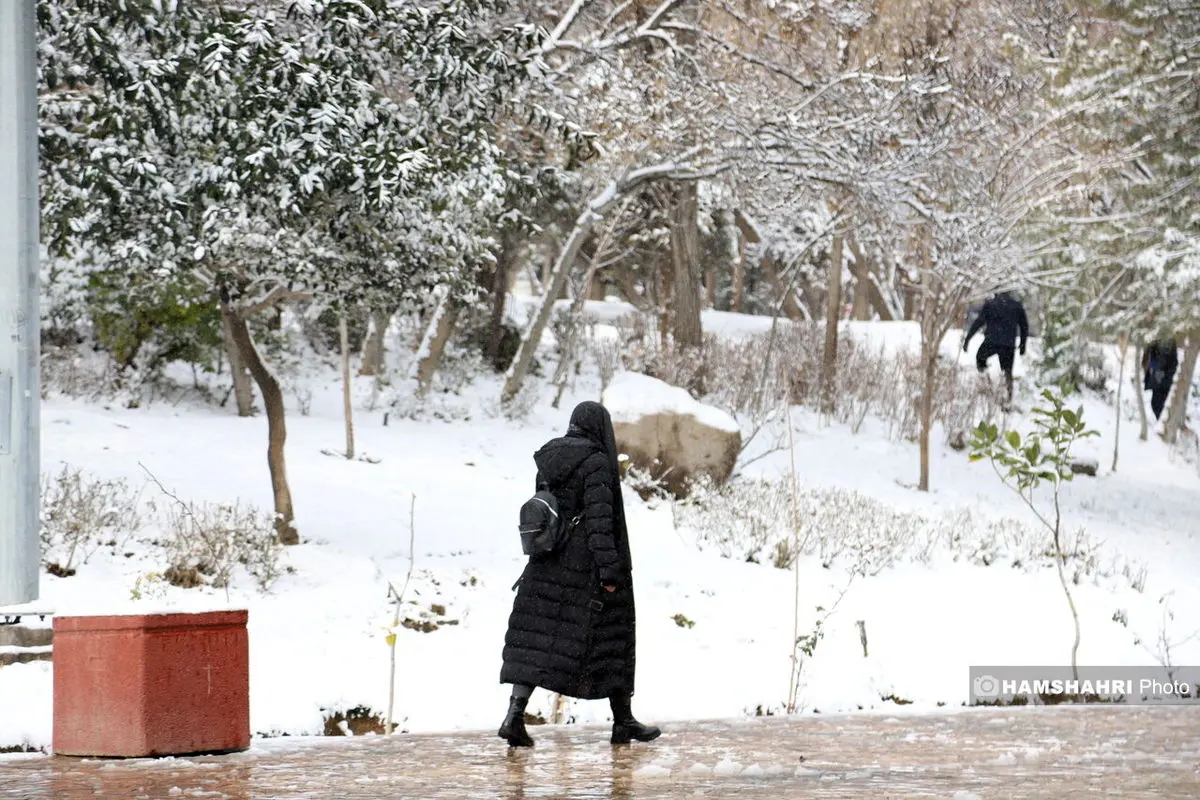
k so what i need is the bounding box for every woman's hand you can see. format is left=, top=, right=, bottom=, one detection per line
left=602, top=583, right=616, bottom=593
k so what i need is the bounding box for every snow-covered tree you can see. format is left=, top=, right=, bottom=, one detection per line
left=39, top=0, right=540, bottom=541
left=1031, top=0, right=1198, bottom=439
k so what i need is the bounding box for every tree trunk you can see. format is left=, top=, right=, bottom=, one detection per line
left=221, top=299, right=298, bottom=545
left=732, top=209, right=759, bottom=315
left=413, top=292, right=461, bottom=397
left=222, top=309, right=255, bottom=417
left=358, top=310, right=391, bottom=377
left=850, top=235, right=871, bottom=321
left=1164, top=330, right=1198, bottom=445
left=732, top=239, right=746, bottom=314
left=551, top=272, right=597, bottom=409
left=658, top=251, right=674, bottom=350
left=553, top=220, right=613, bottom=409
left=540, top=250, right=553, bottom=294
left=918, top=342, right=936, bottom=492
left=820, top=233, right=844, bottom=414
left=611, top=263, right=654, bottom=314
left=487, top=233, right=516, bottom=368
left=1112, top=334, right=1127, bottom=472
left=670, top=181, right=704, bottom=351
left=340, top=315, right=355, bottom=460
left=763, top=255, right=805, bottom=321
left=1134, top=336, right=1150, bottom=442
left=916, top=230, right=937, bottom=493
left=866, top=274, right=897, bottom=321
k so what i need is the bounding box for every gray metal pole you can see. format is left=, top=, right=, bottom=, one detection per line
left=0, top=0, right=40, bottom=606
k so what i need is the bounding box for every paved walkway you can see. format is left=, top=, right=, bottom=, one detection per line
left=2, top=706, right=1198, bottom=798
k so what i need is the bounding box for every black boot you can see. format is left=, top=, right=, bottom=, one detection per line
left=499, top=693, right=534, bottom=748
left=610, top=694, right=661, bottom=745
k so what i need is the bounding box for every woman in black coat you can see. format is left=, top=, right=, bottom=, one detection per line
left=498, top=401, right=660, bottom=747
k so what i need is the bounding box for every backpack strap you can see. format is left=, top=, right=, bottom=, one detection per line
left=530, top=494, right=558, bottom=519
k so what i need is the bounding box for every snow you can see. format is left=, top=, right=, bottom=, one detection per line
left=509, top=294, right=797, bottom=341
left=1, top=316, right=1198, bottom=751
left=602, top=372, right=742, bottom=434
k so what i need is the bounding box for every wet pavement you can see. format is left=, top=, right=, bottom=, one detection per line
left=2, top=706, right=1198, bottom=799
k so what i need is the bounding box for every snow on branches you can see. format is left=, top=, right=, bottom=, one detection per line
left=39, top=0, right=538, bottom=309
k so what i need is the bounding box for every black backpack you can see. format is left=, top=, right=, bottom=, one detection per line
left=519, top=487, right=581, bottom=556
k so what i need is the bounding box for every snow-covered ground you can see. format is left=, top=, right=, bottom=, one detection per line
left=2, top=315, right=1198, bottom=751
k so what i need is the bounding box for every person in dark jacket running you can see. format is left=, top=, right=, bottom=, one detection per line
left=498, top=401, right=660, bottom=748
left=963, top=290, right=1030, bottom=404
left=1142, top=338, right=1179, bottom=420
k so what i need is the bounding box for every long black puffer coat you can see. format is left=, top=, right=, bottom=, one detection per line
left=500, top=402, right=636, bottom=700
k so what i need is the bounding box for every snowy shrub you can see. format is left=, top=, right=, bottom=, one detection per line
left=678, top=475, right=923, bottom=576
left=39, top=467, right=148, bottom=577
left=676, top=477, right=1145, bottom=590
left=622, top=463, right=676, bottom=504
left=36, top=266, right=223, bottom=407
left=454, top=307, right=521, bottom=374
left=1180, top=429, right=1200, bottom=479
left=629, top=334, right=709, bottom=396
left=160, top=500, right=282, bottom=591
left=129, top=571, right=169, bottom=601
left=39, top=346, right=116, bottom=400
left=434, top=345, right=488, bottom=395
left=611, top=323, right=997, bottom=446
left=392, top=391, right=476, bottom=423
left=676, top=474, right=799, bottom=564
left=594, top=336, right=622, bottom=394
left=937, top=363, right=1005, bottom=443
left=292, top=386, right=314, bottom=416
left=1079, top=344, right=1111, bottom=393
left=500, top=380, right=540, bottom=421
left=548, top=306, right=579, bottom=358
left=321, top=704, right=395, bottom=736
left=85, top=270, right=222, bottom=384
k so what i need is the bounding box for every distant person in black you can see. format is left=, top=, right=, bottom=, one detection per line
left=1142, top=338, right=1179, bottom=420
left=963, top=290, right=1030, bottom=404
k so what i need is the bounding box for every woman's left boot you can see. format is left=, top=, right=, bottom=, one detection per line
left=498, top=693, right=534, bottom=747
left=610, top=694, right=661, bottom=744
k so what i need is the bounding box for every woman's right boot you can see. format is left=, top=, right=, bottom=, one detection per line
left=498, top=693, right=534, bottom=747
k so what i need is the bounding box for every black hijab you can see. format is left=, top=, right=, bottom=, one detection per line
left=567, top=401, right=629, bottom=541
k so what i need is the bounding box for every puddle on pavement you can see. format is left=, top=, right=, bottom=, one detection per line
left=2, top=706, right=1198, bottom=799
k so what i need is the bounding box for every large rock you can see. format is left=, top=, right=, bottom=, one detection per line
left=601, top=372, right=741, bottom=497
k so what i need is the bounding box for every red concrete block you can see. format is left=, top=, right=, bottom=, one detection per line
left=53, top=610, right=250, bottom=757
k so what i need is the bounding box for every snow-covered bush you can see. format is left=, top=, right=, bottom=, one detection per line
left=39, top=466, right=285, bottom=592
left=593, top=336, right=622, bottom=394
left=433, top=345, right=488, bottom=396
left=499, top=380, right=540, bottom=421
left=622, top=463, right=675, bottom=503
left=610, top=323, right=999, bottom=446
left=39, top=467, right=148, bottom=577
left=935, top=357, right=1006, bottom=441
left=159, top=500, right=282, bottom=591
left=39, top=347, right=117, bottom=401
left=675, top=476, right=1145, bottom=590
